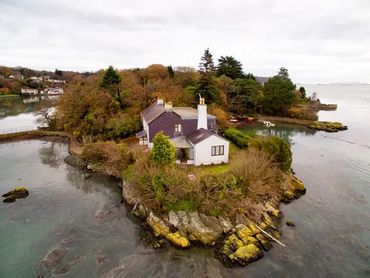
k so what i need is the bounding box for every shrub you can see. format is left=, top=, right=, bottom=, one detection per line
left=231, top=148, right=281, bottom=200
left=130, top=153, right=198, bottom=212
left=249, top=136, right=292, bottom=172
left=151, top=132, right=176, bottom=166
left=82, top=141, right=133, bottom=177
left=224, top=128, right=256, bottom=148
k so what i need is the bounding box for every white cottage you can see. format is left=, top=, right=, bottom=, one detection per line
left=137, top=98, right=229, bottom=166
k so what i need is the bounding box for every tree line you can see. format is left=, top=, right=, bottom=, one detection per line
left=55, top=49, right=307, bottom=141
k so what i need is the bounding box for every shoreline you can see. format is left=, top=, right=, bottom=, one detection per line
left=0, top=130, right=306, bottom=267
left=0, top=130, right=82, bottom=155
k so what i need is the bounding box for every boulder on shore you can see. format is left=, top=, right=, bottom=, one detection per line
left=220, top=224, right=265, bottom=266
left=64, top=154, right=87, bottom=169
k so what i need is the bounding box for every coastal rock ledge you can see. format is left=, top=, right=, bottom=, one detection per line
left=121, top=178, right=305, bottom=266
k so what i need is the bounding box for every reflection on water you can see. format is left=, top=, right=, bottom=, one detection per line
left=0, top=96, right=56, bottom=132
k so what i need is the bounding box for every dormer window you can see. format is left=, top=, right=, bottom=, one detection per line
left=175, top=124, right=182, bottom=133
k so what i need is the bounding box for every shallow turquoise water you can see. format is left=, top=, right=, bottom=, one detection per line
left=0, top=85, right=369, bottom=277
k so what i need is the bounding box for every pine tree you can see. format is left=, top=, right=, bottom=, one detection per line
left=198, top=48, right=215, bottom=75
left=278, top=67, right=289, bottom=79
left=197, top=48, right=220, bottom=104
left=100, top=66, right=121, bottom=92
left=217, top=56, right=244, bottom=79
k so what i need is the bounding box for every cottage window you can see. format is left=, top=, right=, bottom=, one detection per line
left=175, top=124, right=182, bottom=133
left=211, top=145, right=224, bottom=156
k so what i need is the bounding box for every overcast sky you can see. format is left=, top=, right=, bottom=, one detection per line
left=0, top=0, right=369, bottom=83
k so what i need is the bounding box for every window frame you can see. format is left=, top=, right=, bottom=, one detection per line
left=175, top=123, right=182, bottom=133
left=211, top=145, right=224, bottom=156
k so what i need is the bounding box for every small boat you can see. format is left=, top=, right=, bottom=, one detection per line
left=263, top=121, right=275, bottom=127
left=229, top=117, right=238, bottom=123
left=247, top=117, right=254, bottom=122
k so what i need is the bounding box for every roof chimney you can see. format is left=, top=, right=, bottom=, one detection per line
left=157, top=98, right=164, bottom=105
left=165, top=101, right=173, bottom=111
left=197, top=97, right=207, bottom=130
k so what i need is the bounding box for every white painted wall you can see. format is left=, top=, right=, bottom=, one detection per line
left=142, top=118, right=149, bottom=141
left=197, top=104, right=208, bottom=130
left=193, top=135, right=229, bottom=166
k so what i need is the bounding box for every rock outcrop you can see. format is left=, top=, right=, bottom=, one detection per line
left=2, top=187, right=29, bottom=203
left=122, top=176, right=304, bottom=267
left=308, top=121, right=348, bottom=132
left=64, top=154, right=87, bottom=169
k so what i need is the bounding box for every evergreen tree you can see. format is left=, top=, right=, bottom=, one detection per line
left=278, top=67, right=289, bottom=79
left=263, top=75, right=296, bottom=115
left=245, top=73, right=256, bottom=80
left=100, top=66, right=122, bottom=104
left=198, top=48, right=215, bottom=74
left=151, top=132, right=176, bottom=166
left=217, top=56, right=244, bottom=79
left=167, top=65, right=175, bottom=78
left=197, top=48, right=220, bottom=104
left=100, top=66, right=121, bottom=92
left=230, top=78, right=262, bottom=114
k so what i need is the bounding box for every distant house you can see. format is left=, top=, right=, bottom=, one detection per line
left=21, top=88, right=39, bottom=95
left=137, top=98, right=229, bottom=166
left=30, top=76, right=43, bottom=83
left=43, top=87, right=64, bottom=95
left=47, top=79, right=66, bottom=84
left=9, top=74, right=24, bottom=80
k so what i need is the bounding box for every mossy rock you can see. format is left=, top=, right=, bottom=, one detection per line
left=262, top=213, right=276, bottom=230
left=308, top=121, right=348, bottom=132
left=2, top=187, right=29, bottom=200
left=228, top=244, right=263, bottom=265
left=235, top=225, right=254, bottom=241
left=165, top=232, right=190, bottom=248
left=291, top=178, right=306, bottom=195
left=282, top=190, right=295, bottom=203
left=146, top=212, right=170, bottom=237
left=13, top=187, right=29, bottom=198
left=256, top=233, right=271, bottom=251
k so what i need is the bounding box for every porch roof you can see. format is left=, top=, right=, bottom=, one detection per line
left=171, top=136, right=193, bottom=149
left=136, top=130, right=147, bottom=138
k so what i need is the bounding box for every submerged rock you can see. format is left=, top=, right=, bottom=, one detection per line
left=286, top=221, right=296, bottom=227
left=41, top=248, right=67, bottom=268
left=52, top=264, right=70, bottom=275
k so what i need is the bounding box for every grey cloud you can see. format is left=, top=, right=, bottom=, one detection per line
left=0, top=0, right=369, bottom=83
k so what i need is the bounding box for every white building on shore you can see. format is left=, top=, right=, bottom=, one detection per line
left=21, top=88, right=39, bottom=95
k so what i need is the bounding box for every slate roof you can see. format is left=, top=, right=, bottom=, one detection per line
left=141, top=102, right=165, bottom=124
left=187, top=128, right=228, bottom=145
left=187, top=128, right=214, bottom=144
left=142, top=103, right=216, bottom=124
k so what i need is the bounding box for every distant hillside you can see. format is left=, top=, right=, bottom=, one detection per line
left=0, top=65, right=83, bottom=95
